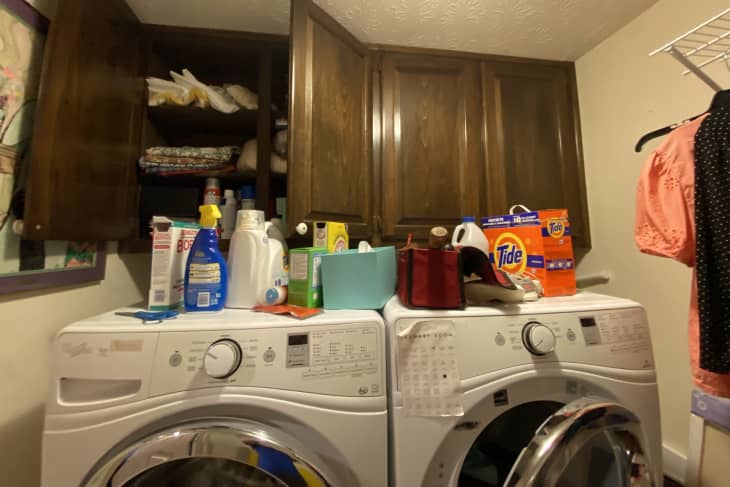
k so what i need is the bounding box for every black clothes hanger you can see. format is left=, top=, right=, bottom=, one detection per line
left=634, top=89, right=730, bottom=152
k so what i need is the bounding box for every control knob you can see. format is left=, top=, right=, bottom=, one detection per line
left=204, top=339, right=242, bottom=378
left=522, top=321, right=556, bottom=355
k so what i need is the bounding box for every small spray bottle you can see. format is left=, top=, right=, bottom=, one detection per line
left=184, top=205, right=228, bottom=312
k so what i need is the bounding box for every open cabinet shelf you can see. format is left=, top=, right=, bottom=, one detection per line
left=146, top=105, right=284, bottom=140
left=137, top=170, right=286, bottom=188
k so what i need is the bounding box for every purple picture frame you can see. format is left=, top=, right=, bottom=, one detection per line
left=2, top=0, right=49, bottom=32
left=0, top=244, right=107, bottom=294
left=0, top=0, right=107, bottom=295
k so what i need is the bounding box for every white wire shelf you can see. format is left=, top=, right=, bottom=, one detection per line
left=650, top=8, right=730, bottom=91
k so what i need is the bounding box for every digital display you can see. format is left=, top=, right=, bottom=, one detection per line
left=580, top=317, right=597, bottom=328
left=288, top=334, right=309, bottom=346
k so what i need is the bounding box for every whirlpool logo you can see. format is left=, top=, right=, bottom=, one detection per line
left=494, top=233, right=527, bottom=273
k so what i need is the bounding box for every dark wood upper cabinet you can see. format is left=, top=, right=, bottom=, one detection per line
left=23, top=0, right=142, bottom=241
left=288, top=0, right=372, bottom=238
left=482, top=61, right=590, bottom=248
left=380, top=53, right=484, bottom=241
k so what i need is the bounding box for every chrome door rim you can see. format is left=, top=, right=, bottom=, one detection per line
left=82, top=418, right=332, bottom=487
left=504, top=399, right=654, bottom=487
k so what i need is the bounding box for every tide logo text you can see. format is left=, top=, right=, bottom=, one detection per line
left=493, top=233, right=528, bottom=273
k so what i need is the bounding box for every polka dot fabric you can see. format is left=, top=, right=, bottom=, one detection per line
left=695, top=106, right=730, bottom=374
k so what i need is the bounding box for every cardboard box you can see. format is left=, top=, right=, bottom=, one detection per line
left=148, top=217, right=200, bottom=310
left=481, top=209, right=576, bottom=297
left=321, top=246, right=396, bottom=309
left=288, top=247, right=327, bottom=308
left=313, top=221, right=349, bottom=252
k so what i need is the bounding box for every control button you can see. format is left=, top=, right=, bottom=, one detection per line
left=566, top=329, right=577, bottom=342
left=204, top=339, right=242, bottom=379
left=522, top=321, right=556, bottom=356
left=494, top=333, right=506, bottom=346
left=263, top=348, right=276, bottom=363
left=169, top=352, right=182, bottom=367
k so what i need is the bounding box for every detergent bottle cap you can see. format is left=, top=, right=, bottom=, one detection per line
left=236, top=209, right=265, bottom=230
left=462, top=216, right=476, bottom=223
left=199, top=204, right=222, bottom=228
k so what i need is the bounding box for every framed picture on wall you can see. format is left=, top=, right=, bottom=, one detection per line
left=0, top=0, right=107, bottom=295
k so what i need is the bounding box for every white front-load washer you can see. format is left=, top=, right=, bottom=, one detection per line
left=383, top=292, right=663, bottom=487
left=42, top=308, right=388, bottom=487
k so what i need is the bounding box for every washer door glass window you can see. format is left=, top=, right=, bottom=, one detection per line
left=459, top=399, right=653, bottom=487
left=125, top=458, right=286, bottom=486
left=83, top=420, right=330, bottom=487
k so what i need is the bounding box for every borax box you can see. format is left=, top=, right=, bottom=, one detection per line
left=481, top=209, right=576, bottom=297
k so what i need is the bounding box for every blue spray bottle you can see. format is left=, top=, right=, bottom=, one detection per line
left=184, top=205, right=227, bottom=311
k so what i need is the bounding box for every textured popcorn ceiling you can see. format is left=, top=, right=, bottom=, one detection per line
left=127, top=0, right=659, bottom=61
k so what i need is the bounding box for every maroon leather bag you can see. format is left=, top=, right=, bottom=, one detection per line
left=397, top=248, right=465, bottom=309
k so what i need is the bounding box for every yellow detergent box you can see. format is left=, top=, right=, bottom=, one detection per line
left=481, top=209, right=576, bottom=297
left=313, top=221, right=349, bottom=252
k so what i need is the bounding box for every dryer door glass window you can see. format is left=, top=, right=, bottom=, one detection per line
left=123, top=458, right=287, bottom=486
left=459, top=400, right=563, bottom=486
left=503, top=399, right=653, bottom=487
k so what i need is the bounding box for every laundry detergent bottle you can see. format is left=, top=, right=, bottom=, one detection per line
left=452, top=216, right=489, bottom=256
left=226, top=210, right=273, bottom=308
left=184, top=205, right=227, bottom=312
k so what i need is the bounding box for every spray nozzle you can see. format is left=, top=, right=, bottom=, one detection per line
left=199, top=204, right=222, bottom=228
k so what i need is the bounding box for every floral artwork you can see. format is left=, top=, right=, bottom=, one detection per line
left=0, top=1, right=106, bottom=294
left=0, top=0, right=46, bottom=232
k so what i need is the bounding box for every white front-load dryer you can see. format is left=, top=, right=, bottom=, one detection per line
left=383, top=292, right=663, bottom=487
left=42, top=308, right=388, bottom=487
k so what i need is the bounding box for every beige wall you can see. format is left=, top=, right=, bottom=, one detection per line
left=575, top=0, right=730, bottom=470
left=0, top=246, right=149, bottom=487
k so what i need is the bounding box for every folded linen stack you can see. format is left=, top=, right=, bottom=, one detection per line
left=139, top=146, right=240, bottom=175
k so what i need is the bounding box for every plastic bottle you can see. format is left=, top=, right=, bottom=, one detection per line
left=239, top=185, right=256, bottom=210
left=220, top=189, right=237, bottom=239
left=227, top=210, right=288, bottom=308
left=452, top=216, right=490, bottom=256
left=203, top=178, right=221, bottom=207
left=184, top=205, right=227, bottom=312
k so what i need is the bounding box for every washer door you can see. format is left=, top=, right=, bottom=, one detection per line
left=503, top=398, right=654, bottom=487
left=82, top=419, right=331, bottom=487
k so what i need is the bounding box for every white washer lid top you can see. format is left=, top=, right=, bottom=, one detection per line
left=62, top=307, right=384, bottom=334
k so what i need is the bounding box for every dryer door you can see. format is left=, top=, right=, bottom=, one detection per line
left=503, top=398, right=654, bottom=487
left=82, top=419, right=331, bottom=487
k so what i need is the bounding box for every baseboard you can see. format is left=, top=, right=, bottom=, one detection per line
left=663, top=444, right=687, bottom=485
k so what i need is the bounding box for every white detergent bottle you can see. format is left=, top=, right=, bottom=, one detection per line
left=452, top=216, right=489, bottom=255
left=226, top=210, right=269, bottom=308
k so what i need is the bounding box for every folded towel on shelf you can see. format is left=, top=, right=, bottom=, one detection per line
left=139, top=146, right=240, bottom=175
left=145, top=145, right=239, bottom=161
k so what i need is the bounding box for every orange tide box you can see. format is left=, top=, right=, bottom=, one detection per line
left=481, top=209, right=576, bottom=296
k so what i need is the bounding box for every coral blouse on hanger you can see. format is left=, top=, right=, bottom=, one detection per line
left=635, top=113, right=730, bottom=398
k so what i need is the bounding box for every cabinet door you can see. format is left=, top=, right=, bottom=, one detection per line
left=288, top=0, right=372, bottom=239
left=380, top=53, right=484, bottom=240
left=482, top=61, right=590, bottom=248
left=23, top=0, right=141, bottom=241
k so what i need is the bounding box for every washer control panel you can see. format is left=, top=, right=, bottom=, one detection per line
left=148, top=323, right=384, bottom=397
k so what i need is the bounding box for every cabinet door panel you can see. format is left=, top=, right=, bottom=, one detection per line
left=23, top=0, right=141, bottom=241
left=483, top=61, right=590, bottom=248
left=289, top=0, right=371, bottom=239
left=381, top=54, right=483, bottom=240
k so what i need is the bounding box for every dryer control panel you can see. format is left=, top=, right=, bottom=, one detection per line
left=394, top=306, right=653, bottom=381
